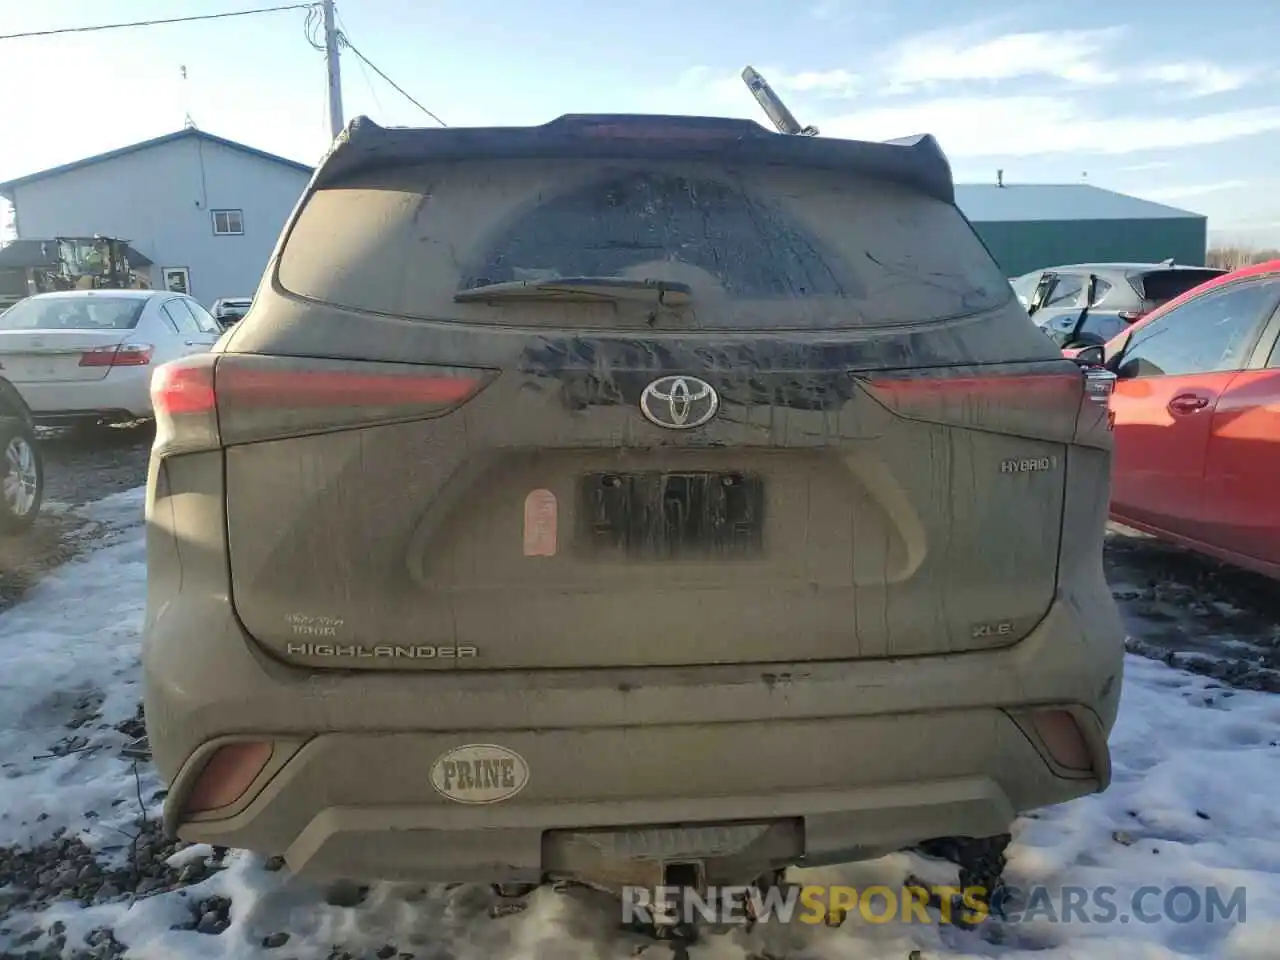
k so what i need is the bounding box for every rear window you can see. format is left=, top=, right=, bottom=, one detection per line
left=0, top=296, right=145, bottom=331
left=1134, top=269, right=1225, bottom=306
left=277, top=159, right=1012, bottom=330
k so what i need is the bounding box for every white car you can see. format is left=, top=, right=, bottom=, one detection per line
left=0, top=289, right=222, bottom=426
left=210, top=297, right=253, bottom=326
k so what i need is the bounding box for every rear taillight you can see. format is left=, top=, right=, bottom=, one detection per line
left=151, top=354, right=219, bottom=457
left=860, top=368, right=1085, bottom=444
left=79, top=343, right=153, bottom=367
left=860, top=365, right=1115, bottom=449
left=150, top=354, right=493, bottom=455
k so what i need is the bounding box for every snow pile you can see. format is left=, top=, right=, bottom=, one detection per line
left=0, top=487, right=1277, bottom=958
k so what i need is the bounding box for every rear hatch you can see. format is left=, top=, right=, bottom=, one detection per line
left=205, top=114, right=1086, bottom=671
left=0, top=296, right=146, bottom=383
left=1132, top=268, right=1226, bottom=312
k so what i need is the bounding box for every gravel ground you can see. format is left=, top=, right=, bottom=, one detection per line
left=1106, top=523, right=1280, bottom=692
left=0, top=424, right=152, bottom=614
left=37, top=425, right=153, bottom=509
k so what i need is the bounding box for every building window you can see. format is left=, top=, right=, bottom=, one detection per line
left=162, top=267, right=191, bottom=294
left=212, top=209, right=244, bottom=236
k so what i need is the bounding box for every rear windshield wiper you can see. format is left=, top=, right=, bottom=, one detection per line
left=454, top=277, right=692, bottom=307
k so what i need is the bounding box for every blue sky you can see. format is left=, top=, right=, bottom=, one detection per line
left=2, top=0, right=1278, bottom=244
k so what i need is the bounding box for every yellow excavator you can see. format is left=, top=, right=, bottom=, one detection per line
left=0, top=236, right=150, bottom=312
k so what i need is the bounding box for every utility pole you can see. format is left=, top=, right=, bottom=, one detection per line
left=322, top=0, right=343, bottom=139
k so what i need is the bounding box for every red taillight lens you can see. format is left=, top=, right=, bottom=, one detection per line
left=152, top=356, right=216, bottom=415
left=216, top=367, right=481, bottom=408
left=861, top=368, right=1085, bottom=444
left=151, top=354, right=220, bottom=456
left=79, top=343, right=153, bottom=367
left=861, top=365, right=1115, bottom=448
left=149, top=354, right=494, bottom=455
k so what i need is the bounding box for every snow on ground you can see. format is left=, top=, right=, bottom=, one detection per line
left=0, top=489, right=1278, bottom=959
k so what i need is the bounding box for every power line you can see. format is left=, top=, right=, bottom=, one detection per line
left=337, top=33, right=447, bottom=127
left=334, top=10, right=385, bottom=113
left=0, top=3, right=316, bottom=42
left=303, top=4, right=326, bottom=51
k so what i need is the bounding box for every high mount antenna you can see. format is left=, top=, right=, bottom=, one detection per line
left=741, top=66, right=819, bottom=136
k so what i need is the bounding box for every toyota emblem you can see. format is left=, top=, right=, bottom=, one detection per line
left=639, top=376, right=719, bottom=430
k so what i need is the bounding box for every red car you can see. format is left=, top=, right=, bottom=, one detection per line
left=1071, top=260, right=1280, bottom=579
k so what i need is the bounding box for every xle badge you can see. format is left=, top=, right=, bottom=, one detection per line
left=431, top=744, right=529, bottom=804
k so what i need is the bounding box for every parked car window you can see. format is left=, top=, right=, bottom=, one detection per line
left=1044, top=274, right=1084, bottom=307
left=1087, top=278, right=1113, bottom=307
left=1011, top=273, right=1042, bottom=309
left=1134, top=268, right=1228, bottom=309
left=1117, top=280, right=1280, bottom=378
left=1075, top=311, right=1131, bottom=345
left=1265, top=308, right=1280, bottom=368
left=162, top=300, right=203, bottom=336
left=183, top=298, right=223, bottom=335
left=0, top=295, right=146, bottom=330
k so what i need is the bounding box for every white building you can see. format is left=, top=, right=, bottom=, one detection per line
left=0, top=128, right=314, bottom=306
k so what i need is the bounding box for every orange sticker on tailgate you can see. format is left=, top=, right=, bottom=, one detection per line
left=523, top=489, right=558, bottom=557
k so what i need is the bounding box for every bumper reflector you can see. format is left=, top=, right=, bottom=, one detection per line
left=1029, top=710, right=1092, bottom=772
left=185, top=741, right=274, bottom=813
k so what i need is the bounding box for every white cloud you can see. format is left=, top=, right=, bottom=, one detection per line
left=871, top=24, right=1262, bottom=100
left=775, top=69, right=860, bottom=96
left=816, top=97, right=1280, bottom=157
left=1118, top=161, right=1176, bottom=173
left=807, top=0, right=890, bottom=24
left=1132, top=180, right=1250, bottom=202
left=809, top=0, right=844, bottom=20
left=659, top=24, right=1272, bottom=161
left=1138, top=63, right=1254, bottom=97
left=882, top=26, right=1124, bottom=90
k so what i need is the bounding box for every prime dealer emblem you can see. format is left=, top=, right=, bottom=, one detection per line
left=430, top=743, right=529, bottom=804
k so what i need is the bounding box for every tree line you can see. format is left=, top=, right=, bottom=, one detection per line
left=1206, top=246, right=1280, bottom=269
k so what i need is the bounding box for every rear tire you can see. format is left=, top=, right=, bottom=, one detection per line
left=0, top=416, right=43, bottom=535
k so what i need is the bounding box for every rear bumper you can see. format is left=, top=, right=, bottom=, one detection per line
left=144, top=592, right=1123, bottom=884
left=166, top=715, right=1096, bottom=886
left=144, top=439, right=1125, bottom=884
left=13, top=368, right=151, bottom=420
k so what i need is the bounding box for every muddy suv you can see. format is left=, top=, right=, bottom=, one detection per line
left=142, top=114, right=1125, bottom=907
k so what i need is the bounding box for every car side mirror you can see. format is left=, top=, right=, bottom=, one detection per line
left=1072, top=345, right=1105, bottom=367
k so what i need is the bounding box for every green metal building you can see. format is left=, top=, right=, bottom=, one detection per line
left=953, top=184, right=1207, bottom=277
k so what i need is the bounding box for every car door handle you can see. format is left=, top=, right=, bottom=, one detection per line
left=184, top=340, right=210, bottom=346
left=1168, top=393, right=1210, bottom=414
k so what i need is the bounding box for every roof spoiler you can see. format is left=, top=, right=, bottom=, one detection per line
left=312, top=113, right=956, bottom=204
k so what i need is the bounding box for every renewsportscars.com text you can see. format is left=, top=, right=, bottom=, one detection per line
left=622, top=883, right=1248, bottom=926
